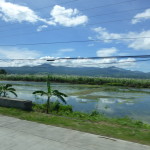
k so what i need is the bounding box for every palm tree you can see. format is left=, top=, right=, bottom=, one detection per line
left=0, top=84, right=17, bottom=97
left=33, top=76, right=67, bottom=113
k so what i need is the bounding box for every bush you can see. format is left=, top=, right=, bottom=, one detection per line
left=33, top=103, right=47, bottom=113
left=90, top=110, right=100, bottom=116
left=33, top=101, right=73, bottom=113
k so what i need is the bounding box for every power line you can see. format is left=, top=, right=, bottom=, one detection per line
left=0, top=0, right=139, bottom=29
left=0, top=15, right=149, bottom=39
left=0, top=37, right=149, bottom=47
left=0, top=55, right=150, bottom=61
left=0, top=55, right=150, bottom=67
left=88, top=7, right=149, bottom=18
left=0, top=0, right=79, bottom=28
left=0, top=10, right=149, bottom=35
left=79, top=0, right=138, bottom=12
left=34, top=0, right=139, bottom=18
left=34, top=0, right=79, bottom=11
left=47, top=55, right=150, bottom=61
left=0, top=58, right=150, bottom=67
left=84, top=59, right=150, bottom=65
left=35, top=0, right=137, bottom=11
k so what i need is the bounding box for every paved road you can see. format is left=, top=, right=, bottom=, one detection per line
left=0, top=115, right=149, bottom=150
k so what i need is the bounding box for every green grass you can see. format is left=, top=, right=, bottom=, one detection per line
left=0, top=74, right=150, bottom=88
left=0, top=106, right=150, bottom=145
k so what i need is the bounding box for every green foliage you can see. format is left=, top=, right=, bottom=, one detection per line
left=90, top=110, right=100, bottom=116
left=0, top=84, right=17, bottom=97
left=1, top=74, right=150, bottom=88
left=32, top=75, right=67, bottom=113
left=33, top=102, right=72, bottom=113
left=33, top=103, right=47, bottom=113
left=0, top=69, right=7, bottom=75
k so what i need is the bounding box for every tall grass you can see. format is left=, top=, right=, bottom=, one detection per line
left=0, top=74, right=150, bottom=88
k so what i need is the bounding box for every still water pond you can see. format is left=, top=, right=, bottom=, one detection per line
left=0, top=81, right=150, bottom=123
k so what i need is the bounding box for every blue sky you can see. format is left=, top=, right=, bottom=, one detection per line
left=0, top=0, right=150, bottom=72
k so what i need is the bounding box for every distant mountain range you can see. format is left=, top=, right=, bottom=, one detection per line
left=0, top=64, right=150, bottom=79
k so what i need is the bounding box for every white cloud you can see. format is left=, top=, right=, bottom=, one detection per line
left=132, top=8, right=150, bottom=24
left=0, top=0, right=40, bottom=23
left=91, top=27, right=150, bottom=50
left=92, top=27, right=121, bottom=43
left=0, top=1, right=87, bottom=28
left=96, top=47, right=118, bottom=57
left=37, top=25, right=48, bottom=32
left=49, top=5, right=88, bottom=27
left=0, top=53, right=136, bottom=69
left=0, top=0, right=56, bottom=26
left=47, top=57, right=136, bottom=69
left=0, top=47, right=41, bottom=59
left=0, top=47, right=44, bottom=67
left=128, top=31, right=150, bottom=50
left=0, top=47, right=135, bottom=69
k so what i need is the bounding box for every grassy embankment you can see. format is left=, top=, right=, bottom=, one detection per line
left=0, top=105, right=150, bottom=145
left=0, top=74, right=150, bottom=88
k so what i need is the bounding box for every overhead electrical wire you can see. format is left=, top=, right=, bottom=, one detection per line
left=30, top=0, right=139, bottom=19
left=0, top=55, right=150, bottom=61
left=1, top=59, right=150, bottom=67
left=0, top=37, right=149, bottom=47
left=47, top=55, right=150, bottom=61
left=0, top=58, right=150, bottom=67
left=0, top=11, right=149, bottom=35
left=0, top=55, right=150, bottom=67
left=34, top=0, right=79, bottom=11
left=0, top=0, right=139, bottom=29
left=82, top=59, right=150, bottom=65
left=88, top=7, right=149, bottom=18
left=0, top=0, right=79, bottom=28
left=35, top=0, right=137, bottom=11
left=0, top=0, right=145, bottom=40
left=0, top=15, right=149, bottom=39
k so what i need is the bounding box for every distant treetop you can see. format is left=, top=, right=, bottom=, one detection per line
left=0, top=69, right=7, bottom=75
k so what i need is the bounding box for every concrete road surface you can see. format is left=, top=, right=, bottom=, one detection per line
left=0, top=115, right=149, bottom=150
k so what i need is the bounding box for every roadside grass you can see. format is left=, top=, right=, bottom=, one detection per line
left=0, top=106, right=150, bottom=145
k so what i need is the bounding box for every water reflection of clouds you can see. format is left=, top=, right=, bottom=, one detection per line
left=99, top=98, right=135, bottom=105
left=100, top=98, right=115, bottom=104
left=70, top=96, right=88, bottom=103
left=125, top=103, right=134, bottom=106
left=97, top=100, right=114, bottom=113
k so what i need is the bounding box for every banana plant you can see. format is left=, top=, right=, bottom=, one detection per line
left=33, top=76, right=67, bottom=113
left=0, top=84, right=17, bottom=97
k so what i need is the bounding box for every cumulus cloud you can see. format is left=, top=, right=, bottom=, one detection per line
left=128, top=31, right=150, bottom=49
left=96, top=47, right=118, bottom=57
left=49, top=5, right=88, bottom=27
left=92, top=27, right=121, bottom=43
left=0, top=0, right=56, bottom=26
left=132, top=8, right=150, bottom=24
left=0, top=0, right=40, bottom=23
left=0, top=1, right=87, bottom=28
left=91, top=27, right=150, bottom=50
